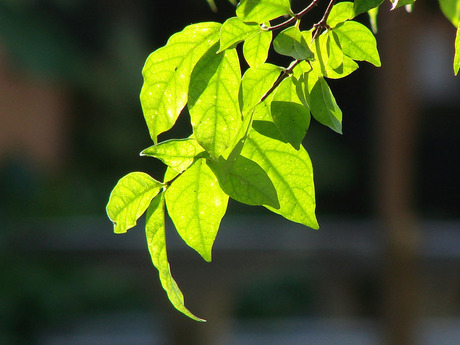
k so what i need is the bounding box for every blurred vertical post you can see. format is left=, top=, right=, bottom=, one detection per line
left=375, top=8, right=421, bottom=345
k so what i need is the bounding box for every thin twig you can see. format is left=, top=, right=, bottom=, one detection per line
left=266, top=0, right=321, bottom=32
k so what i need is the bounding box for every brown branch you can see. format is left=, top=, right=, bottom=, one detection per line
left=266, top=0, right=321, bottom=32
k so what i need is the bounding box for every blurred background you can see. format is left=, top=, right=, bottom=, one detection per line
left=0, top=0, right=459, bottom=344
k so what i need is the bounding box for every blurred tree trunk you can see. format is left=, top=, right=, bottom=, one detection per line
left=375, top=8, right=422, bottom=345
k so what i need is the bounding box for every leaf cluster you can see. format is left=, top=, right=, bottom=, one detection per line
left=107, top=0, right=459, bottom=320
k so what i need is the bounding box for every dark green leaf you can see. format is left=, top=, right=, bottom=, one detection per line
left=353, top=0, right=384, bottom=16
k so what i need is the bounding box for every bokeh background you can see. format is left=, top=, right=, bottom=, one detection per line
left=1, top=1, right=459, bottom=344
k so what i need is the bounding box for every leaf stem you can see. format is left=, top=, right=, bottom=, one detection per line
left=260, top=60, right=301, bottom=103
left=311, top=0, right=335, bottom=40
left=266, top=0, right=321, bottom=32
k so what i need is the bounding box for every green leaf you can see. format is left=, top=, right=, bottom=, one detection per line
left=211, top=155, right=279, bottom=208
left=236, top=0, right=293, bottom=24
left=273, top=26, right=314, bottom=60
left=165, top=159, right=228, bottom=262
left=326, top=32, right=344, bottom=70
left=368, top=7, right=379, bottom=33
left=141, top=138, right=205, bottom=173
left=107, top=172, right=163, bottom=234
left=243, top=30, right=273, bottom=67
left=439, top=0, right=460, bottom=27
left=145, top=193, right=205, bottom=322
left=304, top=30, right=359, bottom=79
left=271, top=77, right=310, bottom=149
left=327, top=2, right=355, bottom=28
left=334, top=21, right=381, bottom=67
left=242, top=129, right=318, bottom=229
left=455, top=26, right=460, bottom=75
left=140, top=22, right=221, bottom=144
left=353, top=0, right=384, bottom=16
left=239, top=63, right=282, bottom=114
left=310, top=75, right=343, bottom=134
left=188, top=45, right=242, bottom=158
left=219, top=17, right=261, bottom=52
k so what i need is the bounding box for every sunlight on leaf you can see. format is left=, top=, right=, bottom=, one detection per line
left=219, top=17, right=261, bottom=52
left=243, top=30, right=273, bottom=67
left=165, top=159, right=228, bottom=262
left=243, top=129, right=318, bottom=229
left=145, top=193, right=205, bottom=322
left=236, top=0, right=293, bottom=24
left=189, top=45, right=242, bottom=158
left=107, top=172, right=163, bottom=234
left=141, top=138, right=205, bottom=173
left=140, top=22, right=221, bottom=143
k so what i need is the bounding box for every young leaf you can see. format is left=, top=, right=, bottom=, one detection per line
left=273, top=26, right=314, bottom=61
left=309, top=74, right=343, bottom=133
left=165, top=159, right=229, bottom=262
left=210, top=155, right=279, bottom=208
left=189, top=45, right=242, bottom=159
left=239, top=63, right=282, bottom=114
left=242, top=129, right=318, bottom=229
left=219, top=17, right=261, bottom=52
left=353, top=0, right=384, bottom=16
left=141, top=138, right=205, bottom=173
left=107, top=172, right=163, bottom=234
left=243, top=30, right=273, bottom=67
left=327, top=2, right=355, bottom=28
left=140, top=22, right=221, bottom=143
left=455, top=26, right=460, bottom=75
left=271, top=77, right=310, bottom=149
left=334, top=21, right=381, bottom=67
left=145, top=193, right=205, bottom=322
left=236, top=0, right=293, bottom=24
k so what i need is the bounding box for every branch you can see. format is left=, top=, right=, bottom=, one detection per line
left=312, top=0, right=335, bottom=40
left=260, top=60, right=301, bottom=103
left=266, top=0, right=321, bottom=32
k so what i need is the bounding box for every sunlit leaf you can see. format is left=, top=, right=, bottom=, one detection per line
left=145, top=193, right=205, bottom=322
left=455, top=26, right=460, bottom=75
left=140, top=22, right=221, bottom=143
left=271, top=77, right=310, bottom=149
left=239, top=63, right=282, bottom=114
left=242, top=129, right=318, bottom=229
left=327, top=1, right=355, bottom=28
left=243, top=30, right=273, bottom=67
left=334, top=20, right=381, bottom=67
left=309, top=74, right=343, bottom=134
left=304, top=30, right=359, bottom=79
left=165, top=159, right=228, bottom=262
left=439, top=0, right=460, bottom=27
left=236, top=0, right=293, bottom=24
left=219, top=17, right=261, bottom=52
left=107, top=172, right=163, bottom=234
left=368, top=7, right=379, bottom=33
left=211, top=155, right=279, bottom=207
left=273, top=26, right=314, bottom=60
left=189, top=45, right=242, bottom=158
left=141, top=138, right=205, bottom=173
